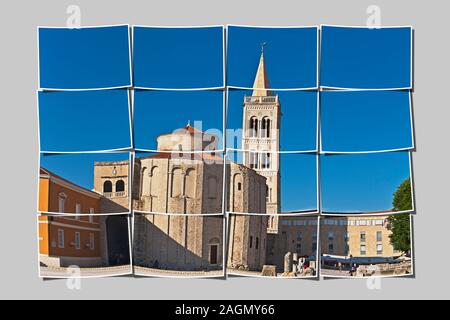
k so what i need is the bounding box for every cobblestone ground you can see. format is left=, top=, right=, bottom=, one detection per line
left=40, top=265, right=132, bottom=278
left=134, top=266, right=225, bottom=277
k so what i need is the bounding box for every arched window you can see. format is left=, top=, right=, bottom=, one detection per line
left=249, top=117, right=258, bottom=138
left=116, top=180, right=125, bottom=193
left=261, top=117, right=271, bottom=138
left=103, top=180, right=112, bottom=193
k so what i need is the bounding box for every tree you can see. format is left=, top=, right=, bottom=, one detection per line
left=387, top=178, right=412, bottom=253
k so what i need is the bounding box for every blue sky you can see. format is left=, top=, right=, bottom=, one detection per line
left=134, top=90, right=224, bottom=151
left=40, top=153, right=130, bottom=190
left=133, top=26, right=224, bottom=89
left=320, top=152, right=411, bottom=213
left=227, top=26, right=317, bottom=89
left=39, top=90, right=131, bottom=152
left=227, top=89, right=317, bottom=151
left=320, top=26, right=412, bottom=89
left=321, top=91, right=413, bottom=152
left=228, top=152, right=318, bottom=212
left=39, top=25, right=131, bottom=89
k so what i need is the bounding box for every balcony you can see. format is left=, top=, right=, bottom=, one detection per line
left=245, top=96, right=278, bottom=104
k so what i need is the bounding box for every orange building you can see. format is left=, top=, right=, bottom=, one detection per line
left=38, top=168, right=103, bottom=267
left=39, top=168, right=101, bottom=214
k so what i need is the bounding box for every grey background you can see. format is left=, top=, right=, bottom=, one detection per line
left=0, top=0, right=448, bottom=300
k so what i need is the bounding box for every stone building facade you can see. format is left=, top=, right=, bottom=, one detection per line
left=133, top=214, right=224, bottom=271
left=320, top=215, right=400, bottom=258
left=93, top=159, right=130, bottom=213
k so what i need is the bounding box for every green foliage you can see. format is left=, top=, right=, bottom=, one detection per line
left=388, top=178, right=412, bottom=253
left=392, top=178, right=412, bottom=211
left=388, top=214, right=411, bottom=253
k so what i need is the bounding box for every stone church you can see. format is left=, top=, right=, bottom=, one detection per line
left=93, top=50, right=308, bottom=273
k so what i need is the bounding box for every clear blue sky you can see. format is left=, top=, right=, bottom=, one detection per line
left=320, top=26, right=412, bottom=89
left=39, top=90, right=131, bottom=152
left=228, top=152, right=317, bottom=212
left=227, top=26, right=317, bottom=89
left=134, top=90, right=224, bottom=151
left=320, top=152, right=411, bottom=213
left=39, top=25, right=131, bottom=89
left=40, top=153, right=130, bottom=190
left=227, top=89, right=317, bottom=151
left=321, top=91, right=413, bottom=152
left=133, top=26, right=224, bottom=89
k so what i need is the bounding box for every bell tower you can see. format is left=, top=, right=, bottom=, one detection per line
left=242, top=46, right=281, bottom=234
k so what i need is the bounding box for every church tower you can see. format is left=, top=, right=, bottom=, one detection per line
left=242, top=48, right=281, bottom=234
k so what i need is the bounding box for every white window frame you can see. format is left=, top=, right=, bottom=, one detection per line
left=74, top=232, right=81, bottom=250
left=57, top=229, right=64, bottom=248
left=89, top=233, right=95, bottom=250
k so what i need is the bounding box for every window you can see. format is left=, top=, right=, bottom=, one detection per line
left=237, top=182, right=242, bottom=191
left=376, top=231, right=382, bottom=242
left=75, top=232, right=80, bottom=250
left=249, top=236, right=253, bottom=249
left=296, top=243, right=302, bottom=252
left=256, top=237, right=259, bottom=250
left=328, top=231, right=334, bottom=241
left=89, top=208, right=94, bottom=223
left=344, top=232, right=350, bottom=242
left=250, top=152, right=258, bottom=169
left=58, top=229, right=64, bottom=248
left=312, top=242, right=317, bottom=252
left=360, top=245, right=366, bottom=256
left=75, top=203, right=80, bottom=220
left=360, top=231, right=366, bottom=242
left=249, top=117, right=258, bottom=138
left=89, top=233, right=95, bottom=250
left=58, top=193, right=66, bottom=213
left=296, top=232, right=302, bottom=241
left=103, top=180, right=112, bottom=193
left=116, top=179, right=125, bottom=192
left=345, top=244, right=350, bottom=255
left=377, top=244, right=383, bottom=255
left=328, top=243, right=334, bottom=253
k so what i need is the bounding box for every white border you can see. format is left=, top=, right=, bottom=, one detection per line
left=133, top=89, right=226, bottom=154
left=227, top=214, right=320, bottom=279
left=319, top=214, right=414, bottom=279
left=320, top=151, right=415, bottom=216
left=319, top=25, right=414, bottom=91
left=37, top=213, right=133, bottom=279
left=226, top=24, right=319, bottom=91
left=37, top=152, right=133, bottom=216
left=37, top=89, right=133, bottom=153
left=132, top=212, right=226, bottom=279
left=37, top=24, right=133, bottom=91
left=132, top=25, right=225, bottom=91
left=319, top=90, right=415, bottom=154
left=225, top=87, right=319, bottom=153
left=225, top=150, right=320, bottom=215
